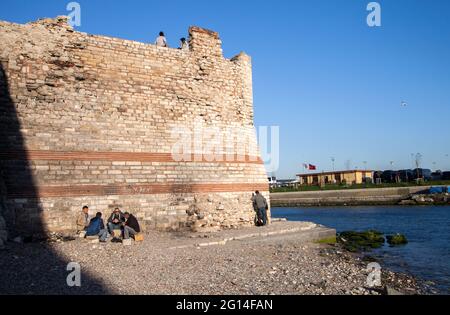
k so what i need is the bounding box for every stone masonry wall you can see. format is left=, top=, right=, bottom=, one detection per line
left=0, top=17, right=269, bottom=235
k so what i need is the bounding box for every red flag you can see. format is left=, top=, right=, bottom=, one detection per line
left=308, top=164, right=317, bottom=170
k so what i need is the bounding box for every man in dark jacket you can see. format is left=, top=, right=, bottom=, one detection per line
left=107, top=208, right=125, bottom=234
left=254, top=191, right=269, bottom=226
left=86, top=212, right=108, bottom=242
left=123, top=212, right=141, bottom=239
left=251, top=193, right=262, bottom=226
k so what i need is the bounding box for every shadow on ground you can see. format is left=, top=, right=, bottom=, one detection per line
left=0, top=62, right=111, bottom=294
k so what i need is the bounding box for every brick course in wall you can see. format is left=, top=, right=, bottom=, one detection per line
left=0, top=16, right=270, bottom=235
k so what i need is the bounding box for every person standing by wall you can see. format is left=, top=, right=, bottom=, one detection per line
left=254, top=191, right=269, bottom=226
left=251, top=193, right=261, bottom=226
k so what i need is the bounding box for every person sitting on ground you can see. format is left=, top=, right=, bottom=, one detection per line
left=122, top=212, right=141, bottom=240
left=254, top=191, right=269, bottom=226
left=85, top=212, right=108, bottom=242
left=76, top=205, right=90, bottom=233
left=107, top=208, right=125, bottom=235
left=155, top=31, right=168, bottom=47
left=179, top=37, right=189, bottom=51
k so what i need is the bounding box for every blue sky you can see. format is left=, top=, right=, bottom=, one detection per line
left=1, top=0, right=450, bottom=178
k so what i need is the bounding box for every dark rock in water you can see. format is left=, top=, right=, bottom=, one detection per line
left=338, top=230, right=385, bottom=252
left=386, top=234, right=408, bottom=246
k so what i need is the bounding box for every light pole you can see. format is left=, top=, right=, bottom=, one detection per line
left=331, top=157, right=335, bottom=171
left=415, top=153, right=422, bottom=182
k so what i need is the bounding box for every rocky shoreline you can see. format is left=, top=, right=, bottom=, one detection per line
left=270, top=187, right=450, bottom=207
left=398, top=193, right=450, bottom=206
left=0, top=223, right=433, bottom=295
left=317, top=245, right=430, bottom=295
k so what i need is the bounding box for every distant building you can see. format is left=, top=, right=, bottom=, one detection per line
left=431, top=171, right=443, bottom=181
left=268, top=177, right=298, bottom=188
left=296, top=170, right=373, bottom=186
left=268, top=176, right=277, bottom=187
left=276, top=179, right=297, bottom=187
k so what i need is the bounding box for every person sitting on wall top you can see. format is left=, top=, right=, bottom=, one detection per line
left=107, top=208, right=125, bottom=235
left=122, top=212, right=141, bottom=240
left=254, top=191, right=269, bottom=226
left=85, top=212, right=108, bottom=242
left=155, top=31, right=168, bottom=47
left=76, top=205, right=90, bottom=233
left=179, top=37, right=189, bottom=51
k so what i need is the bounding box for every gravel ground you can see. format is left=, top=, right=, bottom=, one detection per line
left=0, top=226, right=427, bottom=295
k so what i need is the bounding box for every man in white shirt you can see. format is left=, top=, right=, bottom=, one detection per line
left=179, top=37, right=189, bottom=51
left=155, top=31, right=168, bottom=47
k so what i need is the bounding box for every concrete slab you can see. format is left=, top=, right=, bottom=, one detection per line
left=168, top=221, right=336, bottom=250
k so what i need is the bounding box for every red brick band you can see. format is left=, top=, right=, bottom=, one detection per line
left=6, top=183, right=269, bottom=199
left=0, top=150, right=263, bottom=164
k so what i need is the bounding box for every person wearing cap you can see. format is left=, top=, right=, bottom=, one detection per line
left=123, top=212, right=141, bottom=240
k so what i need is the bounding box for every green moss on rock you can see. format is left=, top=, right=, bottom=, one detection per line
left=315, top=236, right=337, bottom=244
left=386, top=234, right=408, bottom=246
left=338, top=230, right=385, bottom=252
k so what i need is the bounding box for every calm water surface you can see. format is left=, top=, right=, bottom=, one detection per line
left=272, top=206, right=450, bottom=293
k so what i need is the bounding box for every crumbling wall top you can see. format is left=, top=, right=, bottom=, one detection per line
left=189, top=26, right=219, bottom=39
left=1, top=16, right=252, bottom=61
left=28, top=15, right=73, bottom=31
left=188, top=25, right=223, bottom=58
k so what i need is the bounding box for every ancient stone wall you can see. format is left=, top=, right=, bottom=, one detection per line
left=0, top=17, right=269, bottom=235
